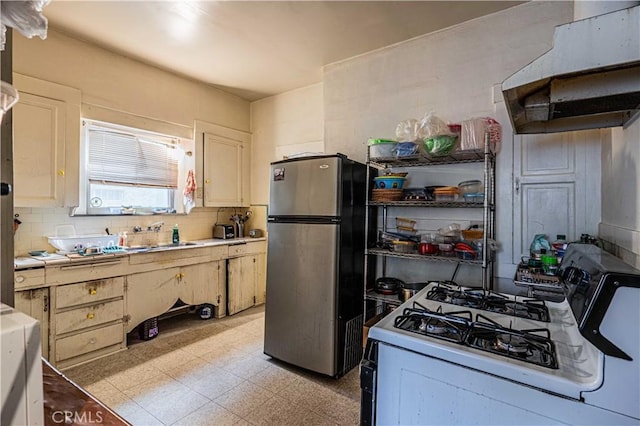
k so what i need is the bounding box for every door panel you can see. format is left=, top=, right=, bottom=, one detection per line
left=269, top=157, right=341, bottom=217
left=264, top=221, right=339, bottom=375
left=227, top=255, right=257, bottom=315
left=512, top=130, right=600, bottom=264
left=203, top=133, right=243, bottom=206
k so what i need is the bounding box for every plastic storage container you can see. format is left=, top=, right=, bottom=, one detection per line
left=391, top=240, right=418, bottom=254
left=368, top=138, right=398, bottom=159
left=458, top=180, right=484, bottom=196
left=394, top=141, right=419, bottom=157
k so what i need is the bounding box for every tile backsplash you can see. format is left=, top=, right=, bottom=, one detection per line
left=14, top=205, right=268, bottom=256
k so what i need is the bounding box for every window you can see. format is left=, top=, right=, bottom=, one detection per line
left=80, top=120, right=184, bottom=215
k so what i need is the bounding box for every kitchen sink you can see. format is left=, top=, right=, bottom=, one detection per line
left=126, top=242, right=200, bottom=253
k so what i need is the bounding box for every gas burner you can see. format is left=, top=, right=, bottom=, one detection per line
left=426, top=282, right=551, bottom=322
left=394, top=305, right=472, bottom=344
left=466, top=315, right=558, bottom=369
left=495, top=333, right=529, bottom=355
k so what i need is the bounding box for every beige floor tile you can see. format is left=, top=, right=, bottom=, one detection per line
left=122, top=372, right=187, bottom=408
left=63, top=364, right=105, bottom=387
left=214, top=381, right=275, bottom=419
left=162, top=357, right=219, bottom=385
left=106, top=361, right=166, bottom=391
left=82, top=379, right=130, bottom=408
left=241, top=394, right=298, bottom=426
left=186, top=368, right=245, bottom=400
left=311, top=391, right=360, bottom=425
left=247, top=364, right=299, bottom=393
left=140, top=387, right=209, bottom=425
left=199, top=346, right=251, bottom=369
left=222, top=354, right=271, bottom=379
left=275, top=376, right=328, bottom=411
left=172, top=401, right=249, bottom=426
left=287, top=405, right=339, bottom=426
left=143, top=348, right=199, bottom=373
left=112, top=399, right=164, bottom=426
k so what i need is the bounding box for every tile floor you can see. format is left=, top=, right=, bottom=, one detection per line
left=64, top=305, right=361, bottom=426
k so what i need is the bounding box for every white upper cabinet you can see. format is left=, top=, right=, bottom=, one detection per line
left=12, top=74, right=81, bottom=208
left=199, top=123, right=251, bottom=207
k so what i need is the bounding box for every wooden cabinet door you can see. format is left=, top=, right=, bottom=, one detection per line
left=203, top=133, right=246, bottom=207
left=179, top=261, right=220, bottom=306
left=14, top=289, right=50, bottom=360
left=13, top=92, right=67, bottom=207
left=227, top=255, right=257, bottom=315
left=12, top=74, right=81, bottom=208
left=254, top=253, right=267, bottom=305
left=125, top=267, right=181, bottom=333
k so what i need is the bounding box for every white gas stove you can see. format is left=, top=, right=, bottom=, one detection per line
left=361, top=244, right=640, bottom=425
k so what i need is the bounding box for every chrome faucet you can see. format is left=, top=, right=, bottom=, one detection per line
left=147, top=221, right=164, bottom=232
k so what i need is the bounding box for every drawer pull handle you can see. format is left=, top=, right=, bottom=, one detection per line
left=88, top=338, right=97, bottom=344
left=15, top=275, right=24, bottom=283
left=87, top=313, right=95, bottom=319
left=89, top=288, right=97, bottom=295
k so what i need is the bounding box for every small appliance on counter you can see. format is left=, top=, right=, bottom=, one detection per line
left=213, top=224, right=235, bottom=239
left=249, top=229, right=263, bottom=238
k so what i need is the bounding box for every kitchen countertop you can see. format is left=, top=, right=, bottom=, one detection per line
left=14, top=237, right=266, bottom=270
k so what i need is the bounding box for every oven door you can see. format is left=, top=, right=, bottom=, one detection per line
left=360, top=340, right=378, bottom=426
left=373, top=341, right=634, bottom=425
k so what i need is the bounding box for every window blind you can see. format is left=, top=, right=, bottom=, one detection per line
left=87, top=127, right=178, bottom=189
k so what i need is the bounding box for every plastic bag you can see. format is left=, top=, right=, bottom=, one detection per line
left=529, top=234, right=551, bottom=255
left=417, top=112, right=454, bottom=139
left=460, top=117, right=502, bottom=153
left=395, top=119, right=419, bottom=142
left=1, top=0, right=50, bottom=50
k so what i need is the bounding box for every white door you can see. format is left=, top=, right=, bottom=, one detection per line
left=512, top=130, right=601, bottom=266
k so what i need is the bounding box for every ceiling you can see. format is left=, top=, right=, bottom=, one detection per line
left=44, top=1, right=524, bottom=101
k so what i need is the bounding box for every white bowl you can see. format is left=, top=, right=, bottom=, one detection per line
left=47, top=234, right=120, bottom=252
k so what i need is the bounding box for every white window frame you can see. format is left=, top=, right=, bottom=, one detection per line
left=76, top=119, right=187, bottom=215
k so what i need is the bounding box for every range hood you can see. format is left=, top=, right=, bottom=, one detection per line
left=502, top=5, right=640, bottom=134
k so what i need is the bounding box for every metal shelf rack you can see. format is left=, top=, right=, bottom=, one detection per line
left=363, top=133, right=497, bottom=321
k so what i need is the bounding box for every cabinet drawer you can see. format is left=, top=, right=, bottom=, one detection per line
left=228, top=241, right=265, bottom=257
left=56, top=277, right=124, bottom=309
left=55, top=323, right=123, bottom=362
left=55, top=299, right=123, bottom=335
left=14, top=268, right=45, bottom=290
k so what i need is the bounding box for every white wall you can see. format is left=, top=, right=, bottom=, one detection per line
left=250, top=83, right=324, bottom=205
left=324, top=1, right=573, bottom=280
left=12, top=29, right=251, bottom=255
left=600, top=120, right=640, bottom=268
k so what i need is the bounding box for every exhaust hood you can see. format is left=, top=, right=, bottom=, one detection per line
left=502, top=5, right=640, bottom=134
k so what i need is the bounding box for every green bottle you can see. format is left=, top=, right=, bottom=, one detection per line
left=172, top=224, right=180, bottom=244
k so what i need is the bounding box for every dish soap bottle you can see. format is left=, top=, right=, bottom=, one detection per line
left=172, top=224, right=180, bottom=244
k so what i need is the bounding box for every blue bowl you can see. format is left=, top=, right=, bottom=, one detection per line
left=374, top=176, right=406, bottom=189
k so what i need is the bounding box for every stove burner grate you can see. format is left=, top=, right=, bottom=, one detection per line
left=425, top=282, right=551, bottom=322
left=394, top=305, right=472, bottom=344
left=466, top=315, right=558, bottom=369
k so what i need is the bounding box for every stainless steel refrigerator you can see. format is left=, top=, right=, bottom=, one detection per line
left=264, top=154, right=367, bottom=378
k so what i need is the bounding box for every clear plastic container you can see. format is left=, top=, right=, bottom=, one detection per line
left=368, top=139, right=398, bottom=159
left=391, top=240, right=418, bottom=254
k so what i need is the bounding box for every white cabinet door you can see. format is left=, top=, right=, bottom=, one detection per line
left=203, top=133, right=248, bottom=207
left=13, top=93, right=66, bottom=207
left=512, top=131, right=601, bottom=264
left=12, top=74, right=81, bottom=208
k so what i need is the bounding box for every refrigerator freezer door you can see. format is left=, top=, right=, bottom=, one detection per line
left=264, top=221, right=339, bottom=376
left=269, top=156, right=341, bottom=217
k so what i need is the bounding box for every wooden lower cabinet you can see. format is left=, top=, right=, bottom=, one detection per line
left=126, top=260, right=225, bottom=333
left=14, top=288, right=50, bottom=360
left=227, top=251, right=267, bottom=315
left=52, top=277, right=126, bottom=369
